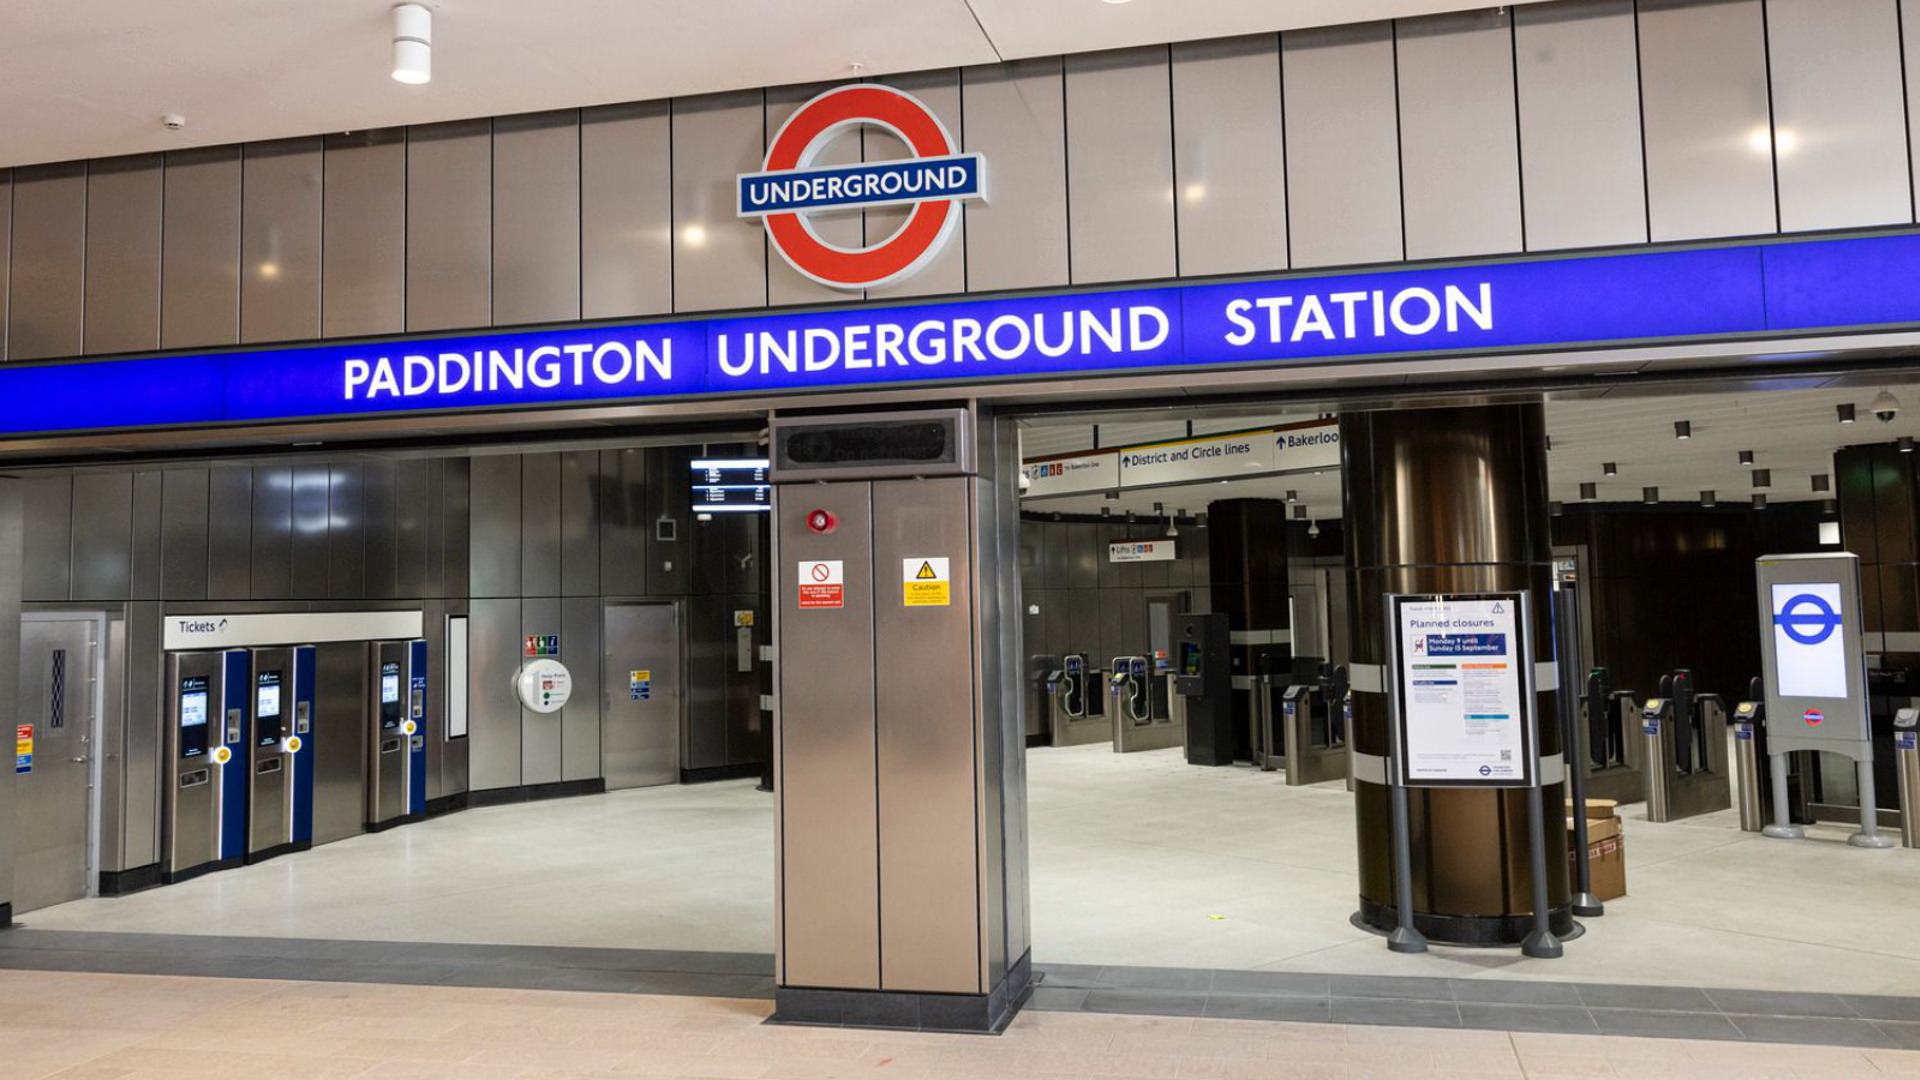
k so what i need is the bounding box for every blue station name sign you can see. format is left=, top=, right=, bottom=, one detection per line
left=9, top=231, right=1920, bottom=436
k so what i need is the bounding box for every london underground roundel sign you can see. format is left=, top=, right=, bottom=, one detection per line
left=738, top=85, right=987, bottom=290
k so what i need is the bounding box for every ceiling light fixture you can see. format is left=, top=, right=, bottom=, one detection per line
left=1603, top=462, right=1618, bottom=477
left=1811, top=474, right=1830, bottom=493
left=1292, top=505, right=1308, bottom=520
left=391, top=4, right=432, bottom=85
left=1579, top=482, right=1597, bottom=501
left=1838, top=403, right=1857, bottom=424
left=1753, top=494, right=1768, bottom=509
left=1903, top=436, right=1916, bottom=453
left=1674, top=420, right=1691, bottom=440
left=1701, top=490, right=1717, bottom=508
left=1307, top=521, right=1321, bottom=538
left=1739, top=450, right=1755, bottom=465
left=1549, top=501, right=1564, bottom=517
left=1285, top=489, right=1298, bottom=502
left=1823, top=498, right=1838, bottom=515
left=1752, top=469, right=1771, bottom=488
left=1643, top=486, right=1658, bottom=505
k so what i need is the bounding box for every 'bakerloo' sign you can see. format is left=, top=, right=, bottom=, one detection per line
left=1, top=233, right=1908, bottom=436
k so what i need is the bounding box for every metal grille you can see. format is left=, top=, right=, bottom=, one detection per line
left=48, top=649, right=65, bottom=728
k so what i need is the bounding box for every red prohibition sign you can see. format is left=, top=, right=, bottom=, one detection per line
left=810, top=563, right=831, bottom=582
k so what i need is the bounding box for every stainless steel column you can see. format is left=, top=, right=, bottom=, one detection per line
left=1344, top=404, right=1569, bottom=944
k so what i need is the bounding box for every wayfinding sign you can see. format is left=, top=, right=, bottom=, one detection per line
left=1388, top=592, right=1535, bottom=787
left=1755, top=553, right=1871, bottom=753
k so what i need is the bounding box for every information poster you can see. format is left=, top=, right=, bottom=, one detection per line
left=1392, top=593, right=1533, bottom=787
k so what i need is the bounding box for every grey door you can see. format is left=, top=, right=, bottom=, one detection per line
left=313, top=641, right=369, bottom=846
left=603, top=603, right=681, bottom=789
left=15, top=618, right=96, bottom=913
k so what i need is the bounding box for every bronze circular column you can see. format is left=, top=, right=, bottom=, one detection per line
left=1342, top=403, right=1571, bottom=944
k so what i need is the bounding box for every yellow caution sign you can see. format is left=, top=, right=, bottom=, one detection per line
left=902, top=557, right=951, bottom=607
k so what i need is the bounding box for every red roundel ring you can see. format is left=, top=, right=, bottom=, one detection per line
left=760, top=85, right=961, bottom=290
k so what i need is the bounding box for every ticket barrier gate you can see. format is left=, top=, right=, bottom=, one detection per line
left=1896, top=708, right=1919, bottom=848
left=1731, top=681, right=1765, bottom=833
left=367, top=639, right=428, bottom=831
left=1048, top=653, right=1109, bottom=747
left=1579, top=668, right=1646, bottom=803
left=1251, top=662, right=1349, bottom=785
left=1109, top=655, right=1182, bottom=752
left=1640, top=669, right=1731, bottom=823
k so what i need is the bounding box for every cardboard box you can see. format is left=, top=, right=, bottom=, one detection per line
left=1566, top=797, right=1619, bottom=821
left=1566, top=812, right=1626, bottom=901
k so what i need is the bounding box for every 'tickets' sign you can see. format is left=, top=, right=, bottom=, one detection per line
left=797, top=560, right=845, bottom=609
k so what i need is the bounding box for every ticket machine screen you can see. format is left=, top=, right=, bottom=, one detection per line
left=180, top=675, right=210, bottom=759
left=1181, top=642, right=1202, bottom=677
left=380, top=661, right=402, bottom=730
left=255, top=670, right=284, bottom=746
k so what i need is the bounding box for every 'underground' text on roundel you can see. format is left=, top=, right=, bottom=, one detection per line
left=738, top=85, right=988, bottom=291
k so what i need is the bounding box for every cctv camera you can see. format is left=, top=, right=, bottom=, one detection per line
left=1872, top=389, right=1901, bottom=424
left=1017, top=472, right=1032, bottom=492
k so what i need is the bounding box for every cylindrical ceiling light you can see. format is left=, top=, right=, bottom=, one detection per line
left=1603, top=462, right=1619, bottom=477
left=1550, top=501, right=1564, bottom=516
left=1702, top=490, right=1717, bottom=507
left=392, top=3, right=432, bottom=85
left=1823, top=498, right=1839, bottom=515
left=1838, top=403, right=1857, bottom=424
left=1752, top=469, right=1771, bottom=488
left=1739, top=450, right=1755, bottom=465
left=1285, top=489, right=1298, bottom=502
left=1902, top=436, right=1915, bottom=454
left=1811, top=474, right=1830, bottom=493
left=1579, top=482, right=1597, bottom=501
left=1292, top=505, right=1308, bottom=520
left=1674, top=420, right=1691, bottom=440
left=1643, top=486, right=1659, bottom=505
left=1753, top=494, right=1768, bottom=509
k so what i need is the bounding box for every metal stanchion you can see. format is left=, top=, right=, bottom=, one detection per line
left=1552, top=584, right=1602, bottom=918
left=1387, top=780, right=1427, bottom=954
left=1252, top=672, right=1280, bottom=771
left=1521, top=783, right=1564, bottom=958
left=1896, top=709, right=1919, bottom=849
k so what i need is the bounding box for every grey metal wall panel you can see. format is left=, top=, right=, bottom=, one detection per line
left=1099, top=588, right=1129, bottom=665
left=0, top=171, right=9, bottom=361
left=560, top=450, right=600, bottom=597
left=1065, top=47, right=1178, bottom=284
left=1638, top=0, right=1777, bottom=241
left=599, top=448, right=647, bottom=596
left=468, top=597, right=522, bottom=790
left=444, top=458, right=472, bottom=599
left=493, top=111, right=582, bottom=326
left=1767, top=0, right=1911, bottom=232
left=395, top=459, right=429, bottom=598
left=406, top=119, right=492, bottom=332
left=1068, top=588, right=1101, bottom=655
left=645, top=449, right=691, bottom=595
left=560, top=596, right=601, bottom=781
left=521, top=596, right=563, bottom=785
left=469, top=455, right=522, bottom=598
left=70, top=472, right=132, bottom=599
left=521, top=452, right=562, bottom=598
left=1171, top=36, right=1287, bottom=277
left=1514, top=0, right=1649, bottom=250
left=290, top=465, right=330, bottom=598
left=322, top=129, right=406, bottom=338
left=83, top=155, right=163, bottom=355
left=869, top=70, right=967, bottom=300
left=767, top=82, right=864, bottom=308
left=327, top=463, right=364, bottom=599
left=239, top=138, right=323, bottom=344
left=1282, top=23, right=1403, bottom=267
left=131, top=471, right=163, bottom=600
left=581, top=102, right=673, bottom=319
left=686, top=593, right=728, bottom=769
left=962, top=58, right=1070, bottom=292
left=1907, top=0, right=1920, bottom=216
left=363, top=459, right=398, bottom=599
left=671, top=90, right=767, bottom=312
left=22, top=476, right=72, bottom=602
left=9, top=163, right=87, bottom=361
left=160, top=469, right=209, bottom=600
left=426, top=459, right=446, bottom=599
left=125, top=602, right=161, bottom=868
left=205, top=467, right=252, bottom=601
left=1396, top=10, right=1523, bottom=259
left=250, top=465, right=293, bottom=599
left=160, top=146, right=242, bottom=349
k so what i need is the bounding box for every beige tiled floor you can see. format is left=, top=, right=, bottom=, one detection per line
left=3, top=968, right=1917, bottom=1080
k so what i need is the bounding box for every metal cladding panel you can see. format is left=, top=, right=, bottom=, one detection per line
left=131, top=472, right=163, bottom=600
left=312, top=639, right=368, bottom=846
left=1065, top=47, right=1178, bottom=284
left=1513, top=0, right=1648, bottom=251
left=160, top=470, right=209, bottom=600
left=468, top=597, right=523, bottom=790
left=521, top=452, right=563, bottom=598
left=868, top=70, right=967, bottom=301
left=240, top=138, right=323, bottom=344
left=125, top=603, right=161, bottom=867
left=426, top=459, right=447, bottom=599
left=962, top=57, right=1070, bottom=292
left=1099, top=587, right=1129, bottom=663
left=686, top=594, right=727, bottom=769
left=9, top=163, right=87, bottom=361
left=1282, top=22, right=1404, bottom=267
left=251, top=466, right=293, bottom=599
left=83, top=155, right=163, bottom=355
left=322, top=129, right=406, bottom=338
left=873, top=477, right=980, bottom=993
left=1638, top=0, right=1778, bottom=241
left=363, top=459, right=398, bottom=599
left=671, top=90, right=768, bottom=313
left=22, top=475, right=72, bottom=602
left=469, top=455, right=522, bottom=598
left=327, top=464, right=365, bottom=599
left=493, top=111, right=583, bottom=327
left=777, top=481, right=879, bottom=989
left=0, top=481, right=21, bottom=907
left=70, top=468, right=132, bottom=595
left=205, top=467, right=252, bottom=600
left=444, top=458, right=472, bottom=599
left=646, top=450, right=692, bottom=595
left=1171, top=36, right=1287, bottom=277
left=396, top=459, right=429, bottom=599
left=767, top=82, right=865, bottom=308
left=160, top=147, right=242, bottom=349
left=560, top=450, right=600, bottom=597
left=581, top=102, right=673, bottom=319
left=1907, top=0, right=1920, bottom=217
left=599, top=448, right=647, bottom=596
left=406, top=119, right=493, bottom=332
left=520, top=596, right=563, bottom=785
left=0, top=171, right=9, bottom=362
left=1767, top=0, right=1911, bottom=232
left=559, top=596, right=601, bottom=781
left=290, top=465, right=330, bottom=599
left=1397, top=10, right=1523, bottom=259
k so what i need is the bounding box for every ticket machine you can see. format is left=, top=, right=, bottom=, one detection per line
left=163, top=651, right=250, bottom=882
left=246, top=646, right=317, bottom=863
left=366, top=640, right=428, bottom=830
